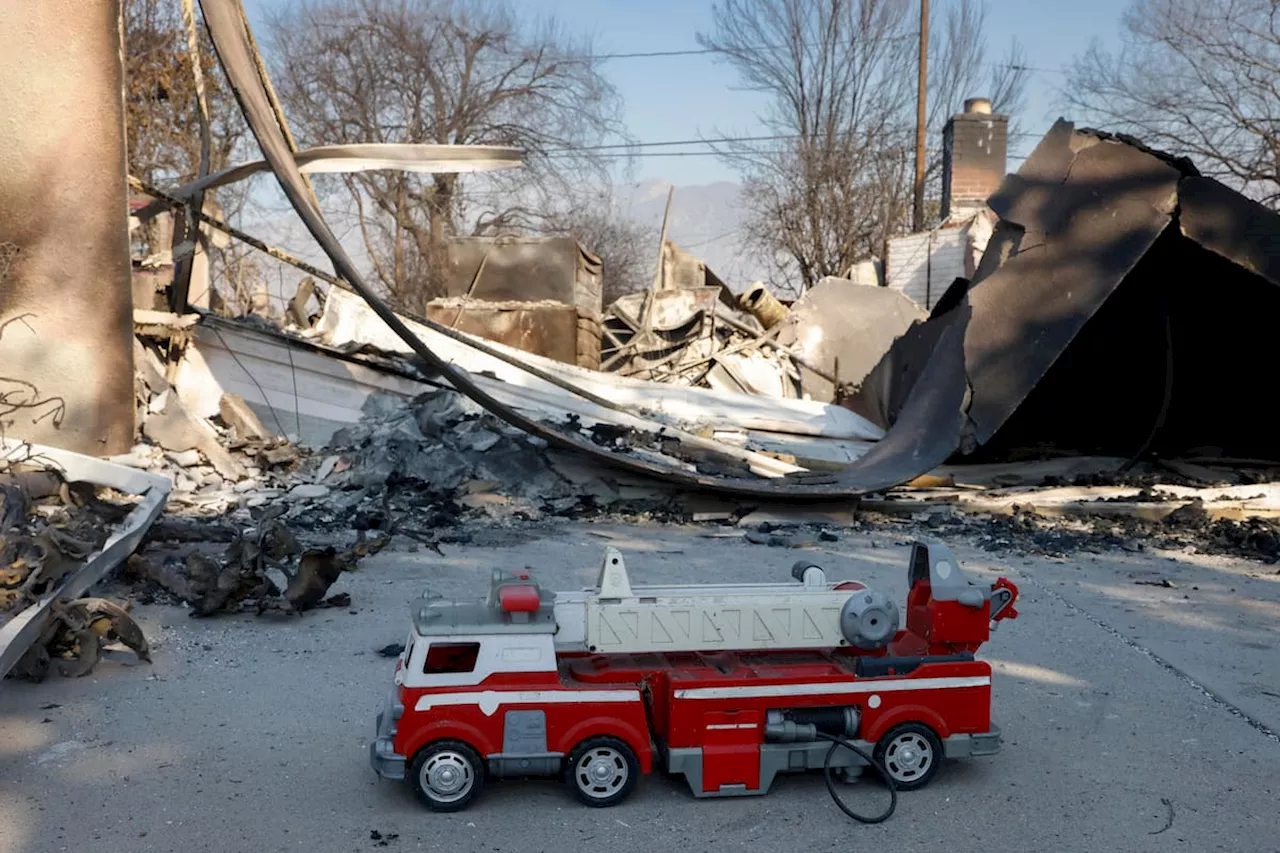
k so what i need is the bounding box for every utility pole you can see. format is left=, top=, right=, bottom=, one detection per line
left=912, top=0, right=929, bottom=232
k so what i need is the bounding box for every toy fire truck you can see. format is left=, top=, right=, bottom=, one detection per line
left=369, top=541, right=1019, bottom=816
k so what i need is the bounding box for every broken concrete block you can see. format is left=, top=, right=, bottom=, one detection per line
left=288, top=483, right=330, bottom=501
left=219, top=393, right=271, bottom=441
left=263, top=444, right=301, bottom=466
left=460, top=492, right=511, bottom=510
left=142, top=394, right=247, bottom=481
left=132, top=338, right=170, bottom=396
left=166, top=449, right=201, bottom=468
left=107, top=446, right=161, bottom=470
left=736, top=504, right=856, bottom=528
left=693, top=511, right=735, bottom=522
left=315, top=455, right=342, bottom=482
left=134, top=338, right=247, bottom=482
left=142, top=397, right=247, bottom=482
left=465, top=429, right=501, bottom=453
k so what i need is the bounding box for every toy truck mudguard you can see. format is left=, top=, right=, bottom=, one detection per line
left=370, top=541, right=1019, bottom=814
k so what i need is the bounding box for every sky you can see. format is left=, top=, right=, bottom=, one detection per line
left=243, top=0, right=1132, bottom=188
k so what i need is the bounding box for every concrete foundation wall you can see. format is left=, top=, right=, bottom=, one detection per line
left=0, top=0, right=135, bottom=454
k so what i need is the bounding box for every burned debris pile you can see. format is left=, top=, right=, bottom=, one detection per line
left=323, top=390, right=564, bottom=502
left=127, top=331, right=304, bottom=517
left=93, top=114, right=1280, bottom=588
left=127, top=504, right=387, bottom=616
left=597, top=239, right=928, bottom=405
left=601, top=268, right=806, bottom=398
left=1, top=448, right=153, bottom=681
left=950, top=502, right=1280, bottom=564
left=1, top=459, right=120, bottom=614
left=260, top=387, right=687, bottom=531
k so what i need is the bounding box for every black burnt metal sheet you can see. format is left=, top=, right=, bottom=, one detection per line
left=961, top=128, right=1184, bottom=446
left=985, top=119, right=1083, bottom=226
left=1179, top=176, right=1280, bottom=289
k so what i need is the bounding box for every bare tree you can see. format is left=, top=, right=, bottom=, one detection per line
left=541, top=191, right=659, bottom=307
left=266, top=0, right=632, bottom=312
left=697, top=0, right=1027, bottom=291
left=124, top=0, right=254, bottom=313
left=124, top=0, right=245, bottom=185
left=1064, top=0, right=1280, bottom=207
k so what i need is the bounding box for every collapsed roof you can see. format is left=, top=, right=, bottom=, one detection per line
left=849, top=119, right=1280, bottom=468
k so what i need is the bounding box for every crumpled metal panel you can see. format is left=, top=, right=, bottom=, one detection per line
left=776, top=277, right=927, bottom=403
left=851, top=118, right=1280, bottom=465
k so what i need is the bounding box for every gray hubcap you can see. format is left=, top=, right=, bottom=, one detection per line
left=884, top=732, right=933, bottom=782
left=422, top=751, right=473, bottom=802
left=575, top=746, right=628, bottom=798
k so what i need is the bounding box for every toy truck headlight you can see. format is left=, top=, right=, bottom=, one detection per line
left=392, top=702, right=404, bottom=721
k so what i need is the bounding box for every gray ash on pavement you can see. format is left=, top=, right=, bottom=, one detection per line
left=907, top=503, right=1280, bottom=565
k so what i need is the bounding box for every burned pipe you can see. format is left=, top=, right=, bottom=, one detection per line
left=739, top=282, right=788, bottom=330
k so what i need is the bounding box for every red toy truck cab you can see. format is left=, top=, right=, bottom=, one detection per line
left=370, top=541, right=1019, bottom=812
left=370, top=572, right=654, bottom=810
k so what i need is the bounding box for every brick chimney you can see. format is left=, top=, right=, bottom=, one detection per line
left=940, top=97, right=1008, bottom=222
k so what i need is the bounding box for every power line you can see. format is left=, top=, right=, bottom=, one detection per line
left=586, top=34, right=920, bottom=61
left=547, top=134, right=789, bottom=153
left=589, top=47, right=722, bottom=60
left=1006, top=64, right=1067, bottom=75
left=682, top=227, right=742, bottom=249
left=541, top=129, right=1046, bottom=157
left=292, top=22, right=1064, bottom=73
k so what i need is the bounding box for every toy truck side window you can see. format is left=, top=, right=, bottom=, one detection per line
left=424, top=641, right=481, bottom=674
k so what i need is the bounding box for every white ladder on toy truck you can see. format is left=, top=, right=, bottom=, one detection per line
left=559, top=547, right=857, bottom=654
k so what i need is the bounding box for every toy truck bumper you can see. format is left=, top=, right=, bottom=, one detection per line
left=370, top=708, right=406, bottom=781
left=943, top=723, right=1002, bottom=758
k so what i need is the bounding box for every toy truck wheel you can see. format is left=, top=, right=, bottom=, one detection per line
left=873, top=723, right=942, bottom=791
left=565, top=736, right=638, bottom=807
left=409, top=740, right=485, bottom=812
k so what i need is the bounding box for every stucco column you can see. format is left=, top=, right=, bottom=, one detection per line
left=0, top=0, right=135, bottom=455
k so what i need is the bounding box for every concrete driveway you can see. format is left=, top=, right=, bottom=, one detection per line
left=2, top=522, right=1277, bottom=853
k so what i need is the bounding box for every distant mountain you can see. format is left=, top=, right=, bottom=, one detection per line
left=617, top=179, right=760, bottom=288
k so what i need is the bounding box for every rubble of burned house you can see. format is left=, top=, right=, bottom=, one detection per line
left=130, top=99, right=1280, bottom=542
left=599, top=240, right=927, bottom=404
left=600, top=241, right=811, bottom=398
left=7, top=0, right=1280, bottom=688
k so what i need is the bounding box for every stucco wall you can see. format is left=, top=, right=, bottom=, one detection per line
left=0, top=0, right=135, bottom=454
